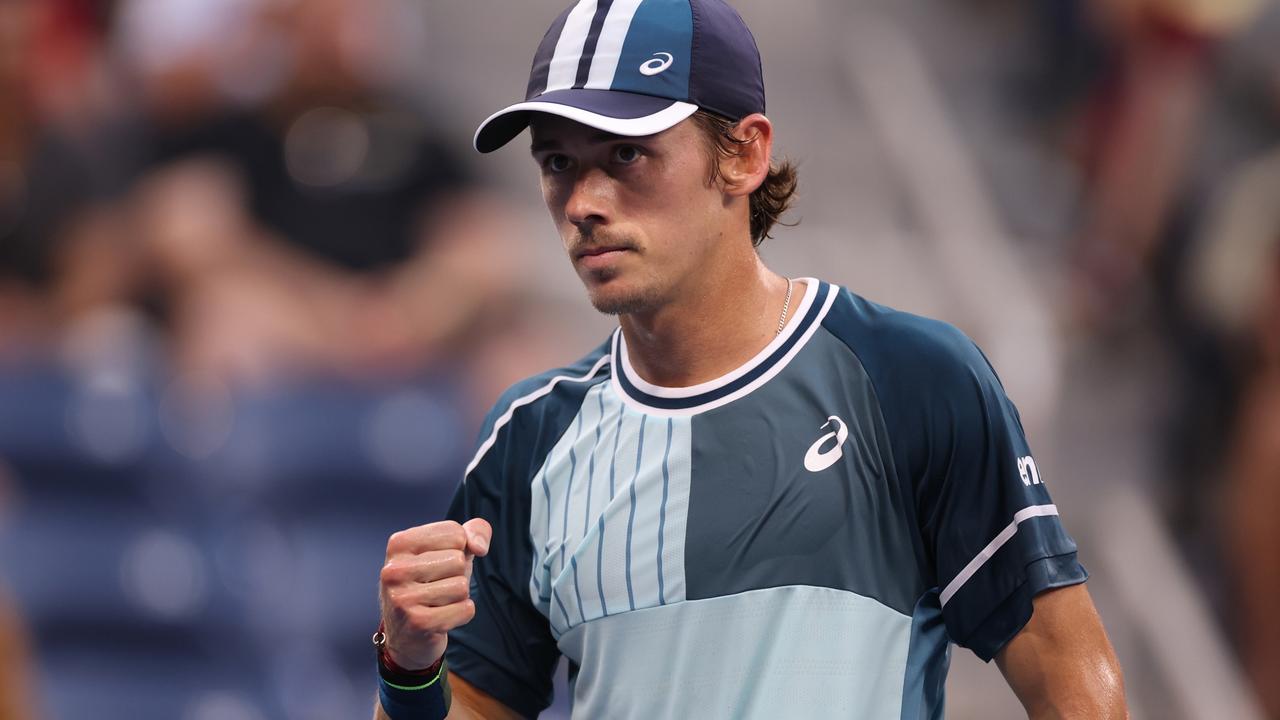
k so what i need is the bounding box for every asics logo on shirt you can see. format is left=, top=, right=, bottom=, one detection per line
left=639, top=52, right=675, bottom=76
left=804, top=416, right=849, bottom=472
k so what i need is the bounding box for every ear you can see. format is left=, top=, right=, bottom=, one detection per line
left=718, top=113, right=774, bottom=198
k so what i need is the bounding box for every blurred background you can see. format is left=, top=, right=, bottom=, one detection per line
left=1, top=0, right=1278, bottom=718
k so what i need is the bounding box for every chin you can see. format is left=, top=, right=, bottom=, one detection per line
left=583, top=274, right=662, bottom=316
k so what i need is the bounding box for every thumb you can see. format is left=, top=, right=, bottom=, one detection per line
left=462, top=517, right=492, bottom=557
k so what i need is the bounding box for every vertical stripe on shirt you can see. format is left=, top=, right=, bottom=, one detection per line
left=571, top=555, right=586, bottom=625
left=595, top=515, right=609, bottom=617
left=657, top=417, right=672, bottom=605
left=625, top=414, right=646, bottom=611
left=537, top=453, right=553, bottom=602
left=584, top=386, right=604, bottom=536
left=608, top=403, right=624, bottom=498
left=559, top=413, right=583, bottom=573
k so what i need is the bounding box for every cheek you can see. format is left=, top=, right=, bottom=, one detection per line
left=540, top=177, right=571, bottom=227
left=645, top=162, right=718, bottom=226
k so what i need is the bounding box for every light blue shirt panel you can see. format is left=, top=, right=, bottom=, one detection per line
left=528, top=382, right=692, bottom=639
left=559, top=585, right=913, bottom=719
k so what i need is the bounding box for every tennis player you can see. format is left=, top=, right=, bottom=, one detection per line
left=373, top=1, right=1128, bottom=717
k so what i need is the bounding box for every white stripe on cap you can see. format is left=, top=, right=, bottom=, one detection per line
left=584, top=0, right=647, bottom=90
left=545, top=0, right=600, bottom=93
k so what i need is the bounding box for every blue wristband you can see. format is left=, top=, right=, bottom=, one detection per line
left=377, top=657, right=450, bottom=720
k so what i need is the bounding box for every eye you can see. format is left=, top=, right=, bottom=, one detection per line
left=611, top=145, right=642, bottom=165
left=542, top=153, right=572, bottom=173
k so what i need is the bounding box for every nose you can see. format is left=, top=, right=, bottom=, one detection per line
left=564, top=167, right=611, bottom=231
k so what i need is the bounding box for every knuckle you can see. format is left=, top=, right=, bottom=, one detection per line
left=442, top=575, right=470, bottom=597
left=441, top=523, right=467, bottom=549
left=428, top=551, right=462, bottom=576
left=386, top=529, right=412, bottom=555
left=379, top=562, right=403, bottom=586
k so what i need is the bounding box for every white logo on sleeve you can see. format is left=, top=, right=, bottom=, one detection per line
left=1017, top=455, right=1042, bottom=486
left=639, top=52, right=675, bottom=76
left=804, top=416, right=849, bottom=472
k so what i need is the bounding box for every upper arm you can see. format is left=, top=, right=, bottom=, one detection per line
left=996, top=584, right=1128, bottom=719
left=863, top=314, right=1089, bottom=658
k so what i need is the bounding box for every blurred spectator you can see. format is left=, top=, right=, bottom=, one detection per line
left=0, top=0, right=546, bottom=440
left=1190, top=145, right=1280, bottom=717
left=1009, top=0, right=1266, bottom=330
left=0, top=588, right=38, bottom=720
left=123, top=160, right=524, bottom=394
left=105, top=0, right=523, bottom=393
left=1224, top=280, right=1280, bottom=718
left=119, top=0, right=475, bottom=271
left=0, top=1, right=543, bottom=718
left=0, top=459, right=37, bottom=720
left=0, top=0, right=114, bottom=357
left=1, top=0, right=531, bottom=401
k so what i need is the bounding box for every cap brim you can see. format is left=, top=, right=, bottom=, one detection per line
left=473, top=88, right=699, bottom=153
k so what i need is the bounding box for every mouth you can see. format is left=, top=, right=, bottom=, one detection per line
left=573, top=243, right=636, bottom=272
left=573, top=244, right=634, bottom=261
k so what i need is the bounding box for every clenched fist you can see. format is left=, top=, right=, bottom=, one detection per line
left=379, top=518, right=492, bottom=670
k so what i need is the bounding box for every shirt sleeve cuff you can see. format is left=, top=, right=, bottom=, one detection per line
left=959, top=552, right=1089, bottom=662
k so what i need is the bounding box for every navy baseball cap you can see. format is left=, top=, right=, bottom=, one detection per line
left=473, top=0, right=765, bottom=153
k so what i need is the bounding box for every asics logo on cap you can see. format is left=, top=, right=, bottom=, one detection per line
left=639, top=52, right=675, bottom=76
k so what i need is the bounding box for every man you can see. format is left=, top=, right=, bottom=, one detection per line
left=374, top=1, right=1128, bottom=717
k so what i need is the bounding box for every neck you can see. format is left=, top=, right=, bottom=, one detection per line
left=619, top=252, right=799, bottom=388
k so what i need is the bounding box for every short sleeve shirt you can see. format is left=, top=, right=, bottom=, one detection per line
left=445, top=280, right=1087, bottom=719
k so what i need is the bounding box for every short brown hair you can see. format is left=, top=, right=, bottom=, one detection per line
left=690, top=110, right=798, bottom=246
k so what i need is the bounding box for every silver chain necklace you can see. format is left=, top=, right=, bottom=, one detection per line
left=776, top=277, right=794, bottom=336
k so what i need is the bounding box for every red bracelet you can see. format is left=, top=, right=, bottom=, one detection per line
left=373, top=621, right=445, bottom=677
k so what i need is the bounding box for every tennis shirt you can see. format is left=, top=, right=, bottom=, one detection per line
left=444, top=278, right=1087, bottom=719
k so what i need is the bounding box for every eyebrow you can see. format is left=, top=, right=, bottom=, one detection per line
left=530, top=131, right=634, bottom=154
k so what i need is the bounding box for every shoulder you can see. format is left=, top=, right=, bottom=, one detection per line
left=478, top=338, right=612, bottom=436
left=466, top=337, right=612, bottom=476
left=820, top=286, right=993, bottom=392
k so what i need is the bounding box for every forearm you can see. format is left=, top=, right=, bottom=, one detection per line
left=1010, top=666, right=1126, bottom=720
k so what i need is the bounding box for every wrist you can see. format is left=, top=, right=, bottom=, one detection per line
left=373, top=621, right=445, bottom=674
left=380, top=647, right=445, bottom=685
left=374, top=622, right=451, bottom=720
left=382, top=646, right=444, bottom=677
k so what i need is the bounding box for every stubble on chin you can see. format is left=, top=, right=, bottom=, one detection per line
left=568, top=229, right=664, bottom=315
left=583, top=272, right=664, bottom=316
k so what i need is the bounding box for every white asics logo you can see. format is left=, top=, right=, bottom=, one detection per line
left=804, top=416, right=849, bottom=472
left=639, top=52, right=675, bottom=76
